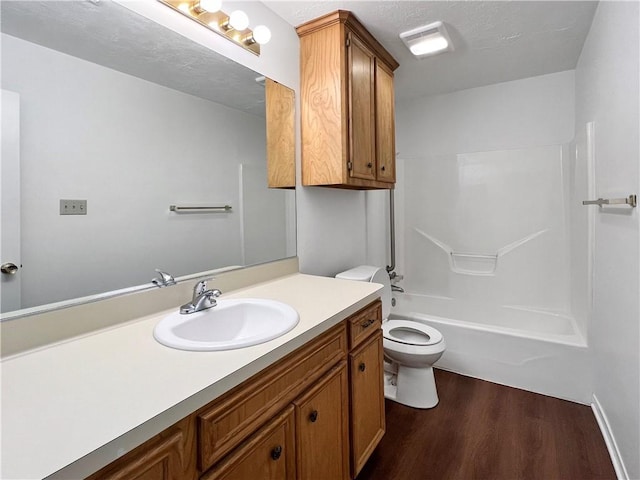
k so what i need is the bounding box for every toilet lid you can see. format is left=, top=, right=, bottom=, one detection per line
left=382, top=320, right=443, bottom=346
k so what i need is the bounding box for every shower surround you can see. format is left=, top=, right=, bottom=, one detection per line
left=385, top=70, right=591, bottom=402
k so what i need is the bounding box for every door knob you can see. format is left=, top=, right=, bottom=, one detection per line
left=1, top=263, right=18, bottom=275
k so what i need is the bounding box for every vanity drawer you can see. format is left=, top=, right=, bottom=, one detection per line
left=347, top=300, right=382, bottom=349
left=197, top=323, right=347, bottom=472
left=201, top=406, right=296, bottom=480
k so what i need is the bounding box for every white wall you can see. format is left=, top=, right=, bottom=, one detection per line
left=396, top=70, right=576, bottom=156
left=575, top=2, right=640, bottom=478
left=1, top=33, right=281, bottom=308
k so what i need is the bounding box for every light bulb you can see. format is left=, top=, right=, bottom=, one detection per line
left=198, top=0, right=221, bottom=12
left=253, top=25, right=271, bottom=45
left=229, top=10, right=249, bottom=30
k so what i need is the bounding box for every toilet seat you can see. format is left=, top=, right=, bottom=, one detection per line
left=383, top=319, right=443, bottom=346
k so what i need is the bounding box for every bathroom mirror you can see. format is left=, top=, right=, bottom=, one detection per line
left=0, top=0, right=296, bottom=317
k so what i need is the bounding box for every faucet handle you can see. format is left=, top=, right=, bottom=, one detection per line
left=152, top=269, right=176, bottom=287
left=193, top=280, right=208, bottom=298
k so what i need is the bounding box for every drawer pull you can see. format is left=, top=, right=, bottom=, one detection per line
left=271, top=445, right=283, bottom=460
left=360, top=319, right=376, bottom=328
left=309, top=410, right=318, bottom=423
left=359, top=362, right=366, bottom=372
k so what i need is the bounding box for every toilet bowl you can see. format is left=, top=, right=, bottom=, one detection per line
left=335, top=266, right=446, bottom=409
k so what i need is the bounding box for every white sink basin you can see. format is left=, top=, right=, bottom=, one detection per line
left=154, top=299, right=300, bottom=351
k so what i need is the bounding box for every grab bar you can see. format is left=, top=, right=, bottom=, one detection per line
left=582, top=195, right=636, bottom=208
left=169, top=205, right=232, bottom=213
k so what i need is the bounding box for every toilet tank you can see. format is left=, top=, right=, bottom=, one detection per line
left=336, top=266, right=391, bottom=320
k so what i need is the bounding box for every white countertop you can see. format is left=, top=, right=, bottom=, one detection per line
left=0, top=273, right=382, bottom=479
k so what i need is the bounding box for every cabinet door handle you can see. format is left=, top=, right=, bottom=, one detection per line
left=309, top=410, right=318, bottom=423
left=359, top=362, right=366, bottom=372
left=367, top=162, right=373, bottom=168
left=381, top=166, right=386, bottom=172
left=360, top=318, right=375, bottom=328
left=271, top=445, right=283, bottom=460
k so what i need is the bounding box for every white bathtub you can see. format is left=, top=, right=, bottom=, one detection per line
left=390, top=293, right=591, bottom=404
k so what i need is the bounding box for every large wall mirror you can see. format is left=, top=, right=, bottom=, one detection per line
left=0, top=0, right=296, bottom=317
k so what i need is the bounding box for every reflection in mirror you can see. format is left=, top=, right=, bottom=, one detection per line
left=0, top=0, right=296, bottom=317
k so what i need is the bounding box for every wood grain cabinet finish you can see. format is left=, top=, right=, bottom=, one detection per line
left=349, top=331, right=385, bottom=477
left=201, top=406, right=296, bottom=480
left=294, top=362, right=350, bottom=480
left=84, top=300, right=385, bottom=480
left=347, top=299, right=382, bottom=350
left=266, top=79, right=296, bottom=189
left=86, top=417, right=196, bottom=480
left=197, top=323, right=347, bottom=471
left=297, top=10, right=399, bottom=190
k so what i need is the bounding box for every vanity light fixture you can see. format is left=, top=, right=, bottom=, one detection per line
left=158, top=0, right=271, bottom=55
left=400, top=21, right=454, bottom=58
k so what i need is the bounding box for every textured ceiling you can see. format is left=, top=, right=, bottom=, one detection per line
left=264, top=0, right=598, bottom=101
left=1, top=0, right=266, bottom=116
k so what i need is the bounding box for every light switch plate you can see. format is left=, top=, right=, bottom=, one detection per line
left=60, top=199, right=87, bottom=215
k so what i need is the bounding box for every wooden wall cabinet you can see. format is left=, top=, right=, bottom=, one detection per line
left=297, top=10, right=399, bottom=190
left=266, top=79, right=296, bottom=189
left=87, top=300, right=384, bottom=480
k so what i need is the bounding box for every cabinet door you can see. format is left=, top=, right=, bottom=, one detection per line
left=266, top=79, right=296, bottom=189
left=349, top=331, right=385, bottom=477
left=347, top=32, right=376, bottom=182
left=375, top=62, right=396, bottom=183
left=202, top=406, right=296, bottom=480
left=86, top=418, right=195, bottom=480
left=294, top=362, right=350, bottom=480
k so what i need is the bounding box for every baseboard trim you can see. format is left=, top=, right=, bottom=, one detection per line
left=591, top=394, right=629, bottom=480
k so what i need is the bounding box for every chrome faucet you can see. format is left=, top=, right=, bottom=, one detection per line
left=152, top=269, right=176, bottom=287
left=388, top=270, right=404, bottom=293
left=180, top=280, right=222, bottom=314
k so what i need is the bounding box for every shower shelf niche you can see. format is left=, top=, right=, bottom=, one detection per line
left=450, top=253, right=498, bottom=275
left=413, top=227, right=549, bottom=277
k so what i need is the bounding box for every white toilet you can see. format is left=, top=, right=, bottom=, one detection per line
left=336, top=266, right=446, bottom=409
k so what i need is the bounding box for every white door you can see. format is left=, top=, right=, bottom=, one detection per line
left=1, top=90, right=21, bottom=313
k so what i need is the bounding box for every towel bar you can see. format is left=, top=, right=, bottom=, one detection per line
left=582, top=195, right=636, bottom=208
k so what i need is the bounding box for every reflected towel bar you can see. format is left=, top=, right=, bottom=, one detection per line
left=582, top=195, right=636, bottom=208
left=169, top=205, right=232, bottom=213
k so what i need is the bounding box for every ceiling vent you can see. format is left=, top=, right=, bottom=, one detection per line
left=400, top=21, right=454, bottom=58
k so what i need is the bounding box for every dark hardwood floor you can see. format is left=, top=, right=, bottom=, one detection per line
left=357, top=370, right=615, bottom=480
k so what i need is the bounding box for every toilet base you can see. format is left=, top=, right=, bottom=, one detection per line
left=384, top=365, right=439, bottom=409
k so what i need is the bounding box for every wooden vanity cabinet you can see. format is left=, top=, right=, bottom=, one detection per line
left=85, top=417, right=197, bottom=480
left=294, top=362, right=350, bottom=479
left=347, top=300, right=385, bottom=478
left=297, top=10, right=399, bottom=190
left=201, top=406, right=296, bottom=480
left=86, top=300, right=384, bottom=480
left=349, top=331, right=385, bottom=477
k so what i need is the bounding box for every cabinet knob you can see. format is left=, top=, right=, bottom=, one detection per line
left=309, top=410, right=318, bottom=423
left=381, top=166, right=386, bottom=172
left=367, top=162, right=373, bottom=168
left=271, top=445, right=283, bottom=460
left=359, top=362, right=366, bottom=372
